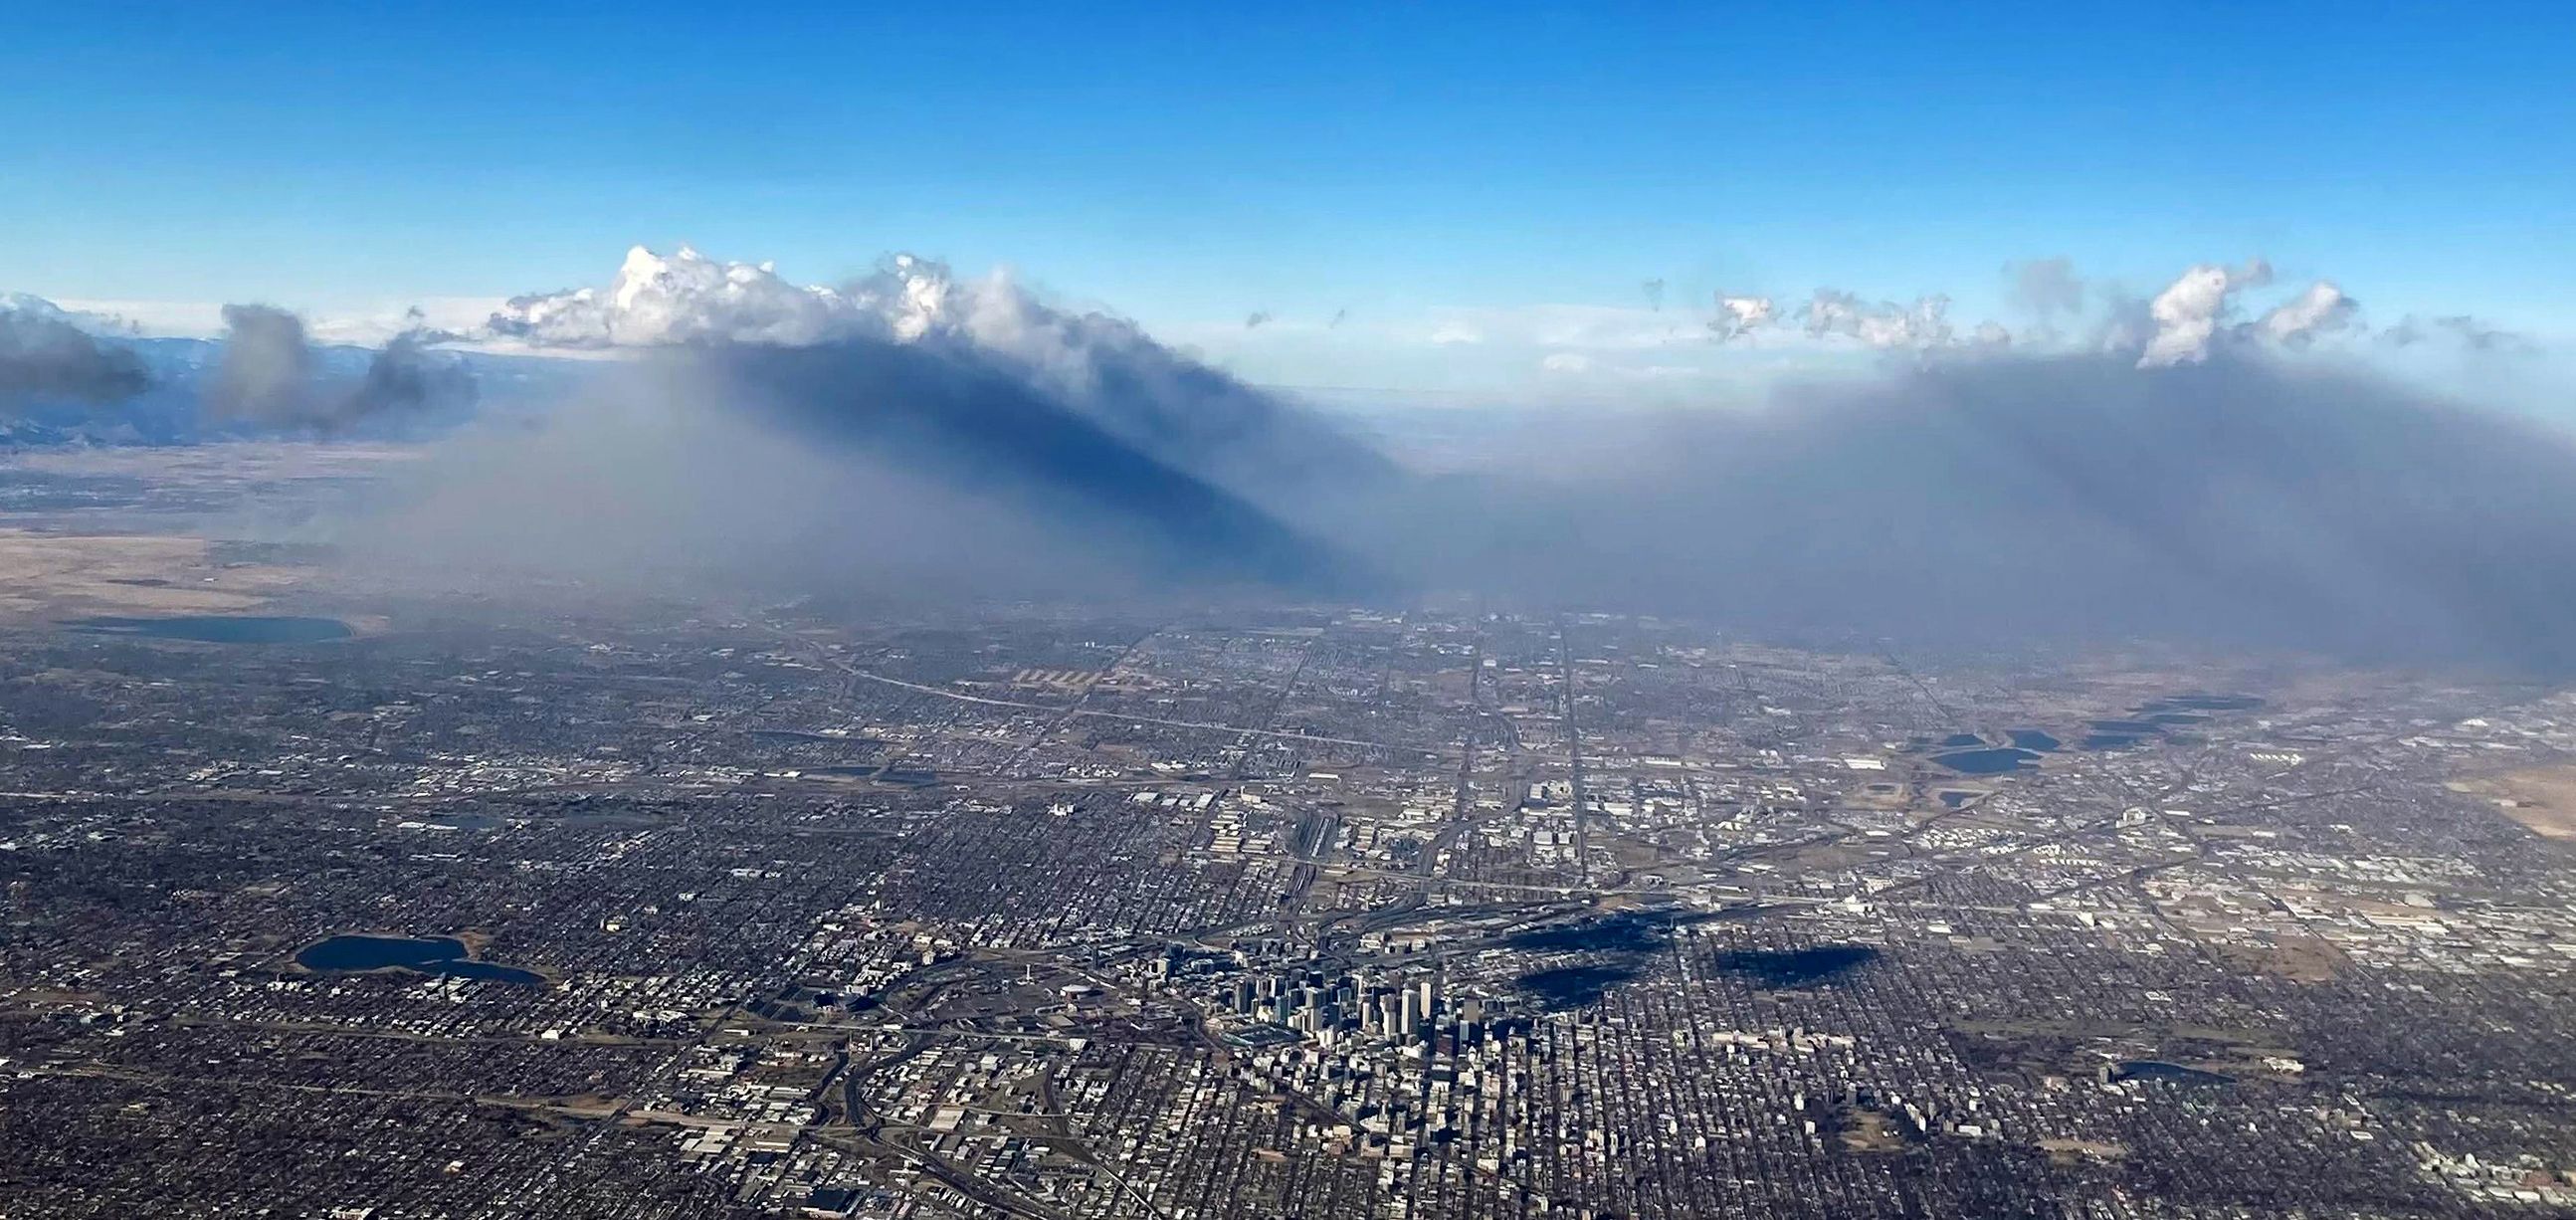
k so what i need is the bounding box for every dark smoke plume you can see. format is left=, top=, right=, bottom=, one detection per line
left=211, top=304, right=315, bottom=422
left=344, top=328, right=479, bottom=421
left=213, top=304, right=476, bottom=430
left=0, top=304, right=151, bottom=409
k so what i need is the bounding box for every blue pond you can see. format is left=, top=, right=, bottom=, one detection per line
left=73, top=615, right=352, bottom=644
left=2111, top=1060, right=2231, bottom=1088
left=1932, top=747, right=2042, bottom=775
left=2140, top=694, right=2264, bottom=712
left=2071, top=694, right=2264, bottom=750
left=296, top=934, right=543, bottom=986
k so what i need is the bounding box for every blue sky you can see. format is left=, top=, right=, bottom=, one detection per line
left=3, top=2, right=2569, bottom=393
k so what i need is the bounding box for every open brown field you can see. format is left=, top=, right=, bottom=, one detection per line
left=0, top=528, right=307, bottom=622
left=2449, top=765, right=2576, bottom=840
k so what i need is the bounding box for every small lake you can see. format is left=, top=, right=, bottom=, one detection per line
left=2007, top=729, right=2061, bottom=752
left=2139, top=694, right=2264, bottom=712
left=2069, top=695, right=2261, bottom=749
left=2111, top=1060, right=2231, bottom=1088
left=72, top=615, right=352, bottom=644
left=1932, top=747, right=2041, bottom=775
left=295, top=934, right=543, bottom=986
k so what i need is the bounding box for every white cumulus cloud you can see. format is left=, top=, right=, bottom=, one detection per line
left=2257, top=281, right=2359, bottom=347
left=490, top=246, right=864, bottom=347
left=2137, top=259, right=2272, bottom=367
left=1798, top=290, right=1956, bottom=350
left=1708, top=295, right=1775, bottom=343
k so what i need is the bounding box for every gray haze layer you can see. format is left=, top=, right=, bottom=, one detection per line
left=335, top=323, right=2576, bottom=675
left=336, top=356, right=1222, bottom=610
left=1358, top=354, right=2576, bottom=673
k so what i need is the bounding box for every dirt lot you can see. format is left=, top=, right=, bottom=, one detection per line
left=2449, top=765, right=2576, bottom=840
